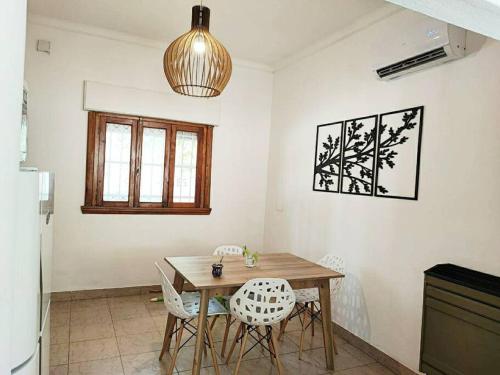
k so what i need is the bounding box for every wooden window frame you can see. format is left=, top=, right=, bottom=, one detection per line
left=82, top=111, right=213, bottom=215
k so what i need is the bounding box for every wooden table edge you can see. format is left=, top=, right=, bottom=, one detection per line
left=163, top=253, right=345, bottom=290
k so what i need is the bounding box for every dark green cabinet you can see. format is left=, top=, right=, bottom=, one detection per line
left=420, top=264, right=500, bottom=375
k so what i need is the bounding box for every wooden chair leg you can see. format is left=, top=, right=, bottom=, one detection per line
left=225, top=322, right=243, bottom=364
left=278, top=306, right=294, bottom=340
left=203, top=341, right=208, bottom=358
left=220, top=315, right=231, bottom=358
left=168, top=319, right=184, bottom=375
left=299, top=304, right=309, bottom=360
left=210, top=314, right=219, bottom=330
left=159, top=316, right=175, bottom=360
left=234, top=326, right=249, bottom=375
left=270, top=328, right=284, bottom=375
left=266, top=326, right=276, bottom=366
left=206, top=323, right=221, bottom=375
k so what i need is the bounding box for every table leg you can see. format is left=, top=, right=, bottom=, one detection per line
left=318, top=279, right=334, bottom=371
left=160, top=271, right=184, bottom=360
left=192, top=289, right=209, bottom=375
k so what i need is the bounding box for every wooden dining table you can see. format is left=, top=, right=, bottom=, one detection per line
left=163, top=252, right=344, bottom=374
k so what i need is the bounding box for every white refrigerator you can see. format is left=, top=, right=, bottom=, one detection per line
left=11, top=169, right=54, bottom=375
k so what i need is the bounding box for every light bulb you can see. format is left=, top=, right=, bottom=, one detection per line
left=193, top=34, right=206, bottom=54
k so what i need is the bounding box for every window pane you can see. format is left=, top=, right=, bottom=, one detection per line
left=173, top=131, right=198, bottom=203
left=103, top=123, right=131, bottom=201
left=140, top=127, right=166, bottom=202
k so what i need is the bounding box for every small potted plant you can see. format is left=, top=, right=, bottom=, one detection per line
left=242, top=245, right=259, bottom=268
left=212, top=255, right=224, bottom=278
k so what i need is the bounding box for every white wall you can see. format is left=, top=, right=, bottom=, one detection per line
left=264, top=10, right=500, bottom=372
left=0, top=0, right=27, bottom=372
left=24, top=19, right=273, bottom=292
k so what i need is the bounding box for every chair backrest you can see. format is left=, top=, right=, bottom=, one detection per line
left=155, top=262, right=192, bottom=319
left=230, top=278, right=295, bottom=326
left=318, top=254, right=345, bottom=292
left=213, top=245, right=244, bottom=256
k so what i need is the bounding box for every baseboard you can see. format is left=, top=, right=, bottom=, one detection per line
left=51, top=284, right=161, bottom=301
left=333, top=322, right=419, bottom=375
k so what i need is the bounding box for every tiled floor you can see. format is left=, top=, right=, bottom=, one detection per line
left=49, top=294, right=394, bottom=375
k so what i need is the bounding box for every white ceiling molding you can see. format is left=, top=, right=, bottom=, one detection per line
left=386, top=0, right=500, bottom=40
left=83, top=81, right=221, bottom=125
left=273, top=3, right=401, bottom=72
left=27, top=14, right=273, bottom=73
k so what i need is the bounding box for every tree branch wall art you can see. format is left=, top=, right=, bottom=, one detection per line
left=341, top=115, right=378, bottom=195
left=312, top=106, right=424, bottom=200
left=313, top=121, right=344, bottom=192
left=375, top=106, right=424, bottom=200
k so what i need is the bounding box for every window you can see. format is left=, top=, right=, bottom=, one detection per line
left=82, top=112, right=213, bottom=214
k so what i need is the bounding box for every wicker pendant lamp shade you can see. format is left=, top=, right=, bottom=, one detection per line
left=163, top=6, right=232, bottom=98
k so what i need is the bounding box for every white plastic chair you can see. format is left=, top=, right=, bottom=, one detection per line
left=279, top=254, right=345, bottom=358
left=226, top=278, right=296, bottom=375
left=213, top=245, right=244, bottom=257
left=155, top=262, right=227, bottom=375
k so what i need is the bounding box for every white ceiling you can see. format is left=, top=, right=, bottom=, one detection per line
left=386, top=0, right=500, bottom=40
left=28, top=0, right=390, bottom=67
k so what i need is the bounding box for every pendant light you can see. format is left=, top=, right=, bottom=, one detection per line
left=163, top=4, right=232, bottom=98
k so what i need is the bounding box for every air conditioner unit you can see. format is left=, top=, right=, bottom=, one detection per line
left=373, top=11, right=466, bottom=80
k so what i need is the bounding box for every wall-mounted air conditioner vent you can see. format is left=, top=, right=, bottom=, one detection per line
left=376, top=47, right=447, bottom=79
left=373, top=11, right=466, bottom=80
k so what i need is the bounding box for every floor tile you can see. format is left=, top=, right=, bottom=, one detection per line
left=210, top=318, right=239, bottom=343
left=73, top=290, right=108, bottom=300
left=114, top=317, right=157, bottom=336
left=280, top=315, right=305, bottom=332
left=145, top=303, right=168, bottom=316
left=151, top=315, right=167, bottom=334
left=50, top=343, right=69, bottom=366
left=171, top=345, right=216, bottom=372
left=51, top=301, right=71, bottom=313
left=50, top=365, right=68, bottom=375
left=52, top=292, right=73, bottom=302
left=307, top=346, right=366, bottom=373
left=68, top=357, right=124, bottom=375
left=70, top=322, right=115, bottom=342
left=69, top=338, right=119, bottom=363
left=272, top=333, right=300, bottom=355
left=223, top=333, right=267, bottom=364
left=51, top=325, right=70, bottom=344
left=287, top=328, right=327, bottom=351
left=111, top=304, right=150, bottom=321
left=107, top=296, right=145, bottom=307
left=50, top=292, right=395, bottom=375
left=51, top=311, right=70, bottom=328
left=342, top=344, right=377, bottom=366
left=71, top=298, right=108, bottom=311
left=117, top=332, right=163, bottom=356
left=71, top=306, right=112, bottom=327
left=178, top=364, right=232, bottom=374
left=226, top=357, right=275, bottom=375
left=121, top=351, right=172, bottom=375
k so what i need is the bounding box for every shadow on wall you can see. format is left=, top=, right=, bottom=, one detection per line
left=333, top=272, right=371, bottom=341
